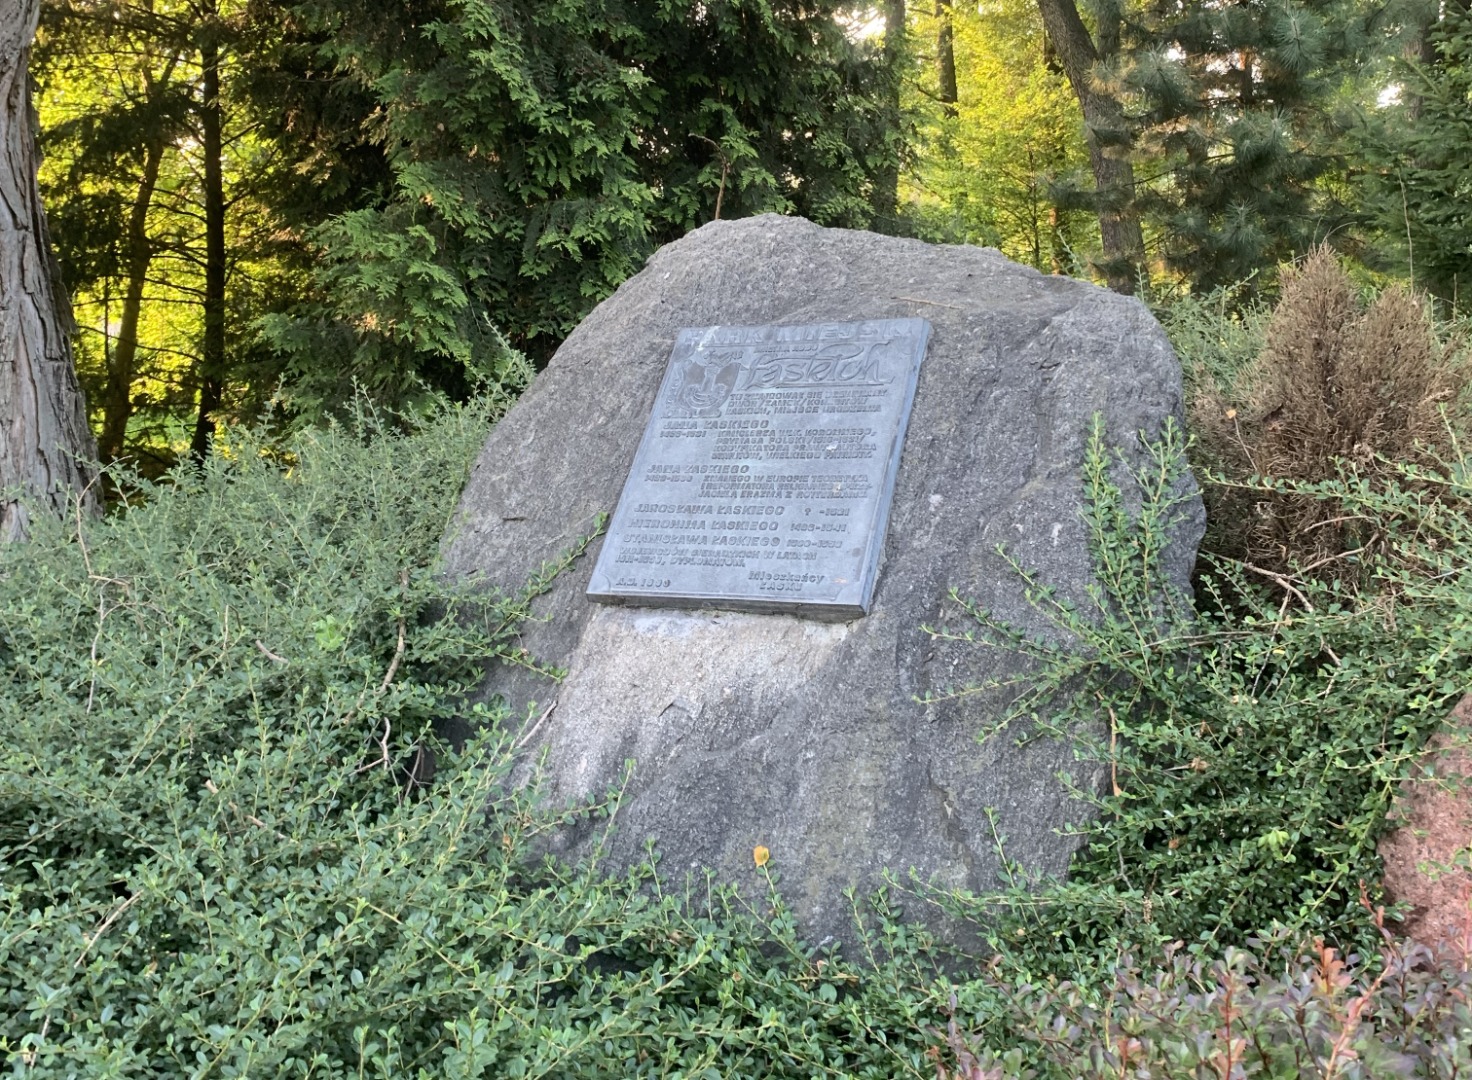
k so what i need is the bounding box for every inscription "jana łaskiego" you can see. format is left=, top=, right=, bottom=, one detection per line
left=587, top=318, right=930, bottom=619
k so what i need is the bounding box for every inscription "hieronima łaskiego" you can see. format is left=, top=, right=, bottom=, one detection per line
left=587, top=318, right=930, bottom=619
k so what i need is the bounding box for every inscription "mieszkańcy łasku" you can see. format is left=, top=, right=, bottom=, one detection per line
left=586, top=318, right=929, bottom=618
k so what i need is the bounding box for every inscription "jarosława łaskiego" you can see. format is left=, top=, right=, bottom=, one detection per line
left=587, top=318, right=930, bottom=619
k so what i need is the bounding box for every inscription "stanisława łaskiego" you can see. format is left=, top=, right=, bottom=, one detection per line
left=586, top=318, right=929, bottom=619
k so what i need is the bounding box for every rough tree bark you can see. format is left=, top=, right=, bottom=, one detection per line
left=190, top=3, right=226, bottom=464
left=1035, top=0, right=1146, bottom=294
left=100, top=139, right=163, bottom=463
left=872, top=0, right=907, bottom=224
left=935, top=0, right=958, bottom=118
left=1, top=0, right=98, bottom=540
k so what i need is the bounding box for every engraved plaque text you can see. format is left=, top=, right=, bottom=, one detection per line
left=586, top=318, right=930, bottom=618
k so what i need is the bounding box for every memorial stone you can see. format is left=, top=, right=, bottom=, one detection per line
left=587, top=318, right=929, bottom=618
left=442, top=215, right=1204, bottom=951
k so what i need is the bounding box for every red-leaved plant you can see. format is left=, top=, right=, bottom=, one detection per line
left=932, top=889, right=1472, bottom=1079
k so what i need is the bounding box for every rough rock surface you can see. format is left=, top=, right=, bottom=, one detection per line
left=1380, top=693, right=1472, bottom=957
left=442, top=215, right=1203, bottom=950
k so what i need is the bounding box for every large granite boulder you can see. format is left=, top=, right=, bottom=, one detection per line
left=442, top=215, right=1202, bottom=950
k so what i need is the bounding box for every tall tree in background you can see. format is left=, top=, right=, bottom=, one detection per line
left=873, top=0, right=908, bottom=223
left=1040, top=0, right=1370, bottom=294
left=190, top=0, right=227, bottom=461
left=907, top=0, right=1095, bottom=271
left=37, top=2, right=192, bottom=463
left=1035, top=0, right=1144, bottom=292
left=251, top=0, right=901, bottom=415
left=38, top=0, right=306, bottom=466
left=935, top=0, right=958, bottom=117
left=1124, top=0, right=1368, bottom=291
left=1362, top=2, right=1472, bottom=306
left=0, top=0, right=96, bottom=538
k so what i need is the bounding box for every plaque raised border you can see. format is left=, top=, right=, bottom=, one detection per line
left=587, top=318, right=930, bottom=619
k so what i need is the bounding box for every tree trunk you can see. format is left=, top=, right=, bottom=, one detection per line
left=872, top=0, right=906, bottom=224
left=1035, top=0, right=1145, bottom=294
left=935, top=0, right=958, bottom=118
left=0, top=0, right=98, bottom=540
left=190, top=9, right=226, bottom=464
left=100, top=138, right=163, bottom=463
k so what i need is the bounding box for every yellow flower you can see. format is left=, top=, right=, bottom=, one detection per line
left=753, top=845, right=770, bottom=868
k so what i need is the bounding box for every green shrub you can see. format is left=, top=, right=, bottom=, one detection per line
left=0, top=402, right=960, bottom=1078
left=8, top=359, right=1472, bottom=1075
left=912, top=413, right=1472, bottom=1070
left=923, top=418, right=1472, bottom=980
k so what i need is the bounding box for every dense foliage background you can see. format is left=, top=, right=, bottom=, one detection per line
left=11, top=0, right=1472, bottom=1073
left=31, top=0, right=1472, bottom=468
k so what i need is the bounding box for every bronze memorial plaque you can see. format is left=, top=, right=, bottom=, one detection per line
left=586, top=318, right=930, bottom=619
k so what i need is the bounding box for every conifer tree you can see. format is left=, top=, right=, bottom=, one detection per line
left=1361, top=3, right=1472, bottom=307
left=250, top=0, right=900, bottom=410
left=1042, top=0, right=1372, bottom=293
left=1129, top=0, right=1367, bottom=290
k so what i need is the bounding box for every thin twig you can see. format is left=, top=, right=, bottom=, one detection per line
left=87, top=592, right=107, bottom=714
left=1241, top=562, right=1315, bottom=612
left=1104, top=700, right=1123, bottom=797
left=1295, top=546, right=1369, bottom=571
left=233, top=807, right=287, bottom=840
left=23, top=1018, right=49, bottom=1067
left=358, top=721, right=393, bottom=776
left=378, top=611, right=407, bottom=695
left=515, top=700, right=558, bottom=751
left=204, top=780, right=288, bottom=840
left=1402, top=177, right=1415, bottom=288
left=1240, top=563, right=1343, bottom=667
left=690, top=134, right=730, bottom=220
left=255, top=640, right=288, bottom=664
left=73, top=482, right=95, bottom=578
left=1230, top=412, right=1260, bottom=477
left=402, top=744, right=432, bottom=798
left=892, top=295, right=963, bottom=310
left=73, top=892, right=141, bottom=970
left=358, top=571, right=410, bottom=774
left=1302, top=515, right=1373, bottom=534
